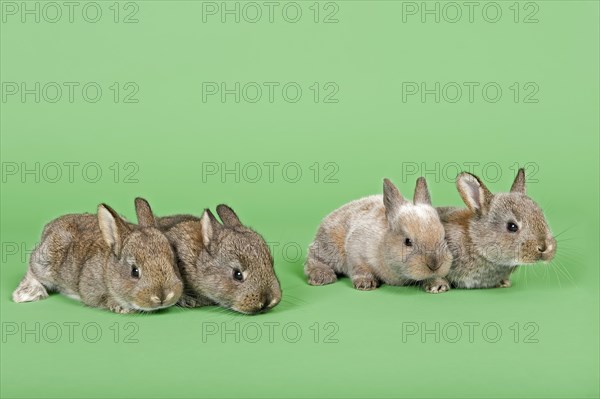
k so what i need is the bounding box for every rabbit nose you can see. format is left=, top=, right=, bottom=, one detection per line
left=427, top=258, right=440, bottom=271
left=538, top=237, right=556, bottom=261
left=538, top=238, right=556, bottom=253
left=151, top=290, right=175, bottom=305
left=257, top=293, right=279, bottom=312
left=163, top=290, right=176, bottom=303
left=259, top=294, right=272, bottom=311
left=268, top=295, right=281, bottom=309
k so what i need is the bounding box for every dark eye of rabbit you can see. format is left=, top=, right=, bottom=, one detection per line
left=507, top=222, right=519, bottom=233
left=233, top=269, right=244, bottom=282
left=131, top=266, right=140, bottom=278
left=404, top=238, right=413, bottom=247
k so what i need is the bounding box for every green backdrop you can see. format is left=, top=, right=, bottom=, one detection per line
left=1, top=1, right=598, bottom=398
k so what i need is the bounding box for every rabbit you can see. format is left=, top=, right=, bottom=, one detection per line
left=12, top=198, right=183, bottom=313
left=154, top=204, right=282, bottom=314
left=304, top=178, right=453, bottom=293
left=436, top=168, right=557, bottom=289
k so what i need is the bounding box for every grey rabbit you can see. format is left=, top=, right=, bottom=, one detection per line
left=12, top=198, right=183, bottom=313
left=436, top=168, right=557, bottom=289
left=154, top=204, right=282, bottom=314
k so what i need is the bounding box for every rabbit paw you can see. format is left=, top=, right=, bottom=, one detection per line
left=12, top=274, right=49, bottom=303
left=178, top=295, right=205, bottom=308
left=352, top=276, right=379, bottom=291
left=307, top=268, right=338, bottom=286
left=109, top=305, right=134, bottom=314
left=498, top=279, right=512, bottom=288
left=423, top=279, right=450, bottom=294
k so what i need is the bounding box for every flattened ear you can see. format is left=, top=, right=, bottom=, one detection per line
left=134, top=197, right=157, bottom=227
left=510, top=168, right=526, bottom=194
left=216, top=204, right=242, bottom=227
left=98, top=204, right=131, bottom=256
left=413, top=177, right=432, bottom=205
left=456, top=173, right=493, bottom=214
left=383, top=178, right=407, bottom=221
left=200, top=209, right=218, bottom=248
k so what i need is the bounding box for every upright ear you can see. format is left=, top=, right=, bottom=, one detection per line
left=134, top=197, right=157, bottom=227
left=510, top=168, right=526, bottom=194
left=216, top=204, right=242, bottom=228
left=456, top=173, right=493, bottom=214
left=383, top=178, right=408, bottom=222
left=98, top=204, right=131, bottom=256
left=200, top=209, right=219, bottom=249
left=413, top=177, right=432, bottom=205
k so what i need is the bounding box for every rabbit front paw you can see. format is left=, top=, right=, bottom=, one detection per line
left=498, top=279, right=512, bottom=288
left=178, top=294, right=206, bottom=308
left=352, top=276, right=379, bottom=291
left=109, top=305, right=134, bottom=314
left=307, top=268, right=338, bottom=286
left=423, top=278, right=450, bottom=294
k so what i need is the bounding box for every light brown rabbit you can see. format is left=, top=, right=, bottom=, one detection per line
left=436, top=168, right=557, bottom=289
left=12, top=198, right=183, bottom=313
left=154, top=204, right=282, bottom=314
left=305, top=178, right=453, bottom=293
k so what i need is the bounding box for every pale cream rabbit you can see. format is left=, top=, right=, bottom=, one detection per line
left=305, top=178, right=453, bottom=293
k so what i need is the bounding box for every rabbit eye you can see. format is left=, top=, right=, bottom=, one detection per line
left=131, top=265, right=140, bottom=278
left=404, top=238, right=413, bottom=247
left=507, top=222, right=519, bottom=233
left=233, top=269, right=244, bottom=282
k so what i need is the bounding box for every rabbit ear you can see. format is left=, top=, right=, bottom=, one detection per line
left=134, top=197, right=157, bottom=227
left=383, top=178, right=408, bottom=221
left=216, top=204, right=242, bottom=227
left=200, top=209, right=217, bottom=248
left=457, top=173, right=493, bottom=214
left=98, top=204, right=131, bottom=256
left=413, top=177, right=432, bottom=205
left=510, top=168, right=526, bottom=194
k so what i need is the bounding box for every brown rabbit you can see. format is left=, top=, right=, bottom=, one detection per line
left=437, top=168, right=557, bottom=289
left=12, top=198, right=183, bottom=313
left=155, top=204, right=282, bottom=314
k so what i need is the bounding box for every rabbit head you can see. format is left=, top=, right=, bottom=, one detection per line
left=192, top=205, right=281, bottom=315
left=381, top=178, right=453, bottom=281
left=98, top=199, right=183, bottom=311
left=456, top=168, right=556, bottom=266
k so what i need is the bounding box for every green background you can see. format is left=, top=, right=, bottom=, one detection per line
left=1, top=1, right=598, bottom=398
